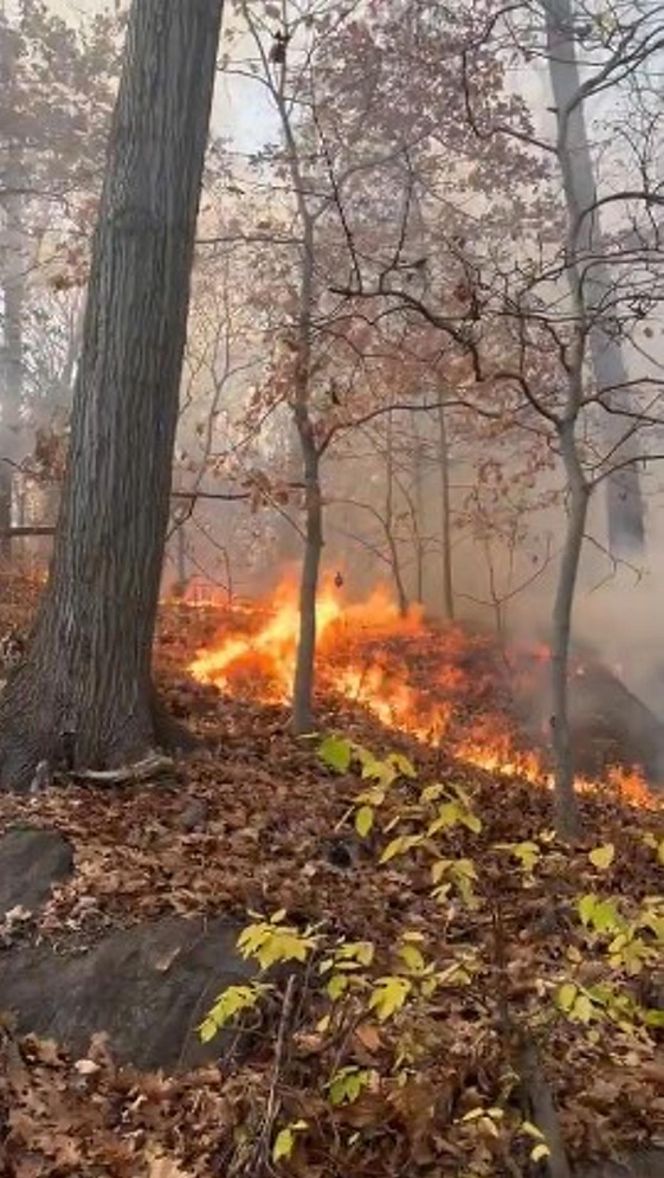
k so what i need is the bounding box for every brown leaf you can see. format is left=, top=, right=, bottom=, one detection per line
left=354, top=1022, right=382, bottom=1054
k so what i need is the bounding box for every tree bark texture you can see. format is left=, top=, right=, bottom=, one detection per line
left=551, top=420, right=586, bottom=840
left=0, top=0, right=224, bottom=790
left=545, top=0, right=645, bottom=558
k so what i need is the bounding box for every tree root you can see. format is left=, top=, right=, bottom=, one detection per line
left=69, top=752, right=174, bottom=786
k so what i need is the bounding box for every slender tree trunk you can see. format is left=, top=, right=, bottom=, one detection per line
left=259, top=29, right=324, bottom=735
left=544, top=0, right=645, bottom=558
left=410, top=410, right=425, bottom=604
left=0, top=0, right=224, bottom=790
left=438, top=402, right=454, bottom=620
left=385, top=412, right=409, bottom=617
left=550, top=420, right=586, bottom=840
left=292, top=435, right=322, bottom=734
left=291, top=211, right=321, bottom=735
left=0, top=145, right=25, bottom=563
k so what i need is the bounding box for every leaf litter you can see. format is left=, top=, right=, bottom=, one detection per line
left=0, top=591, right=661, bottom=1175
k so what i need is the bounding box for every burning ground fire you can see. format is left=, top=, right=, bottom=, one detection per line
left=187, top=575, right=655, bottom=808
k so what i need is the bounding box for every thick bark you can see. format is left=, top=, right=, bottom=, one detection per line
left=551, top=420, right=587, bottom=840
left=545, top=0, right=645, bottom=558
left=438, top=403, right=454, bottom=620
left=0, top=0, right=224, bottom=790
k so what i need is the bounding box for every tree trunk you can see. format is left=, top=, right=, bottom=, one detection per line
left=410, top=410, right=425, bottom=604
left=385, top=410, right=409, bottom=617
left=0, top=0, right=224, bottom=791
left=550, top=420, right=586, bottom=840
left=0, top=137, right=25, bottom=562
left=544, top=0, right=645, bottom=558
left=291, top=210, right=320, bottom=735
left=292, top=436, right=322, bottom=734
left=264, top=36, right=323, bottom=736
left=438, top=402, right=454, bottom=620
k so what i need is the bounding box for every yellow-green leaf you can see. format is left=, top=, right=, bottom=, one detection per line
left=355, top=805, right=374, bottom=838
left=337, top=940, right=375, bottom=967
left=571, top=993, right=594, bottom=1022
left=388, top=752, right=416, bottom=778
left=531, top=1142, right=551, bottom=1162
left=420, top=783, right=445, bottom=805
left=556, top=982, right=577, bottom=1013
left=369, top=975, right=411, bottom=1021
left=327, top=973, right=349, bottom=1001
left=589, top=843, right=615, bottom=870
left=319, top=735, right=352, bottom=773
left=521, top=1121, right=545, bottom=1141
left=379, top=834, right=421, bottom=864
left=272, top=1128, right=294, bottom=1163
left=578, top=893, right=597, bottom=927
left=399, top=943, right=426, bottom=974
left=461, top=810, right=482, bottom=835
left=431, top=859, right=452, bottom=884
left=461, top=1107, right=484, bottom=1122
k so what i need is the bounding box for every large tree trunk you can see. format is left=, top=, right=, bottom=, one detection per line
left=0, top=0, right=224, bottom=790
left=544, top=0, right=645, bottom=558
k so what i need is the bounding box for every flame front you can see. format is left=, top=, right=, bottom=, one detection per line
left=188, top=576, right=654, bottom=808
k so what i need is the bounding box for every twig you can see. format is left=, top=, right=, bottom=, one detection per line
left=245, top=974, right=296, bottom=1176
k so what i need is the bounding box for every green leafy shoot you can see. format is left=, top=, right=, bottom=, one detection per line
left=237, top=916, right=319, bottom=971
left=199, top=982, right=269, bottom=1043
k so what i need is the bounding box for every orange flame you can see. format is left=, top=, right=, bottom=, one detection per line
left=188, top=576, right=656, bottom=809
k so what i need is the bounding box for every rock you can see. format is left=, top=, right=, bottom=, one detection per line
left=0, top=828, right=73, bottom=919
left=577, top=1150, right=664, bottom=1177
left=0, top=914, right=253, bottom=1071
left=178, top=797, right=208, bottom=832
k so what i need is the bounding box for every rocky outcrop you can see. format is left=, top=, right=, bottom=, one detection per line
left=0, top=826, right=250, bottom=1071
left=0, top=913, right=252, bottom=1071
left=0, top=827, right=73, bottom=919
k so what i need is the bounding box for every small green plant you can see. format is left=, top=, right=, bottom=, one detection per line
left=272, top=1120, right=308, bottom=1163
left=199, top=982, right=270, bottom=1043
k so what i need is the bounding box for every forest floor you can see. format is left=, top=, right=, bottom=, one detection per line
left=0, top=582, right=662, bottom=1177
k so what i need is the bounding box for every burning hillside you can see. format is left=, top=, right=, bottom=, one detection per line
left=186, top=575, right=663, bottom=807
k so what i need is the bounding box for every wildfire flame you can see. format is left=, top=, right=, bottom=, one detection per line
left=188, top=575, right=655, bottom=809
